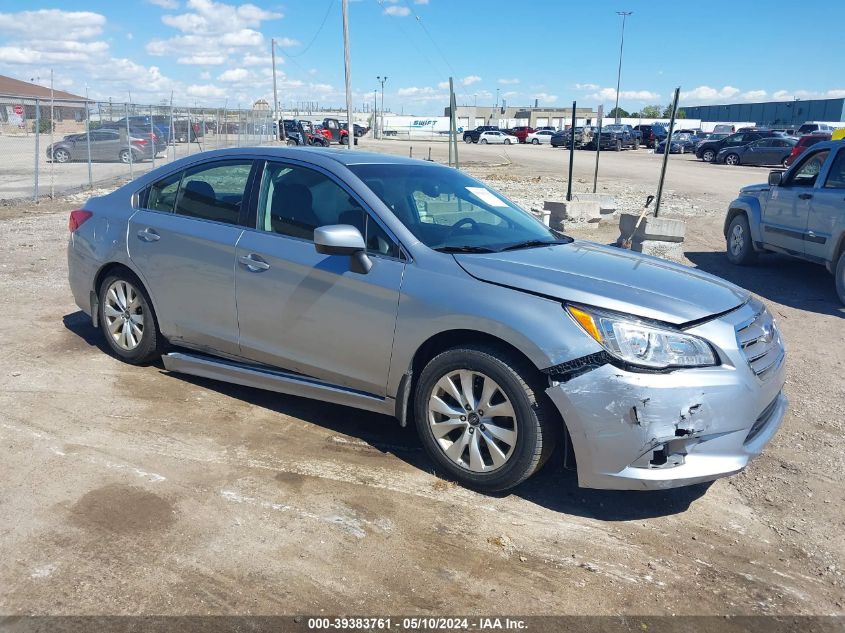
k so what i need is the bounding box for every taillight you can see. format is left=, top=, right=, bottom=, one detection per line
left=134, top=138, right=148, bottom=145
left=69, top=209, right=93, bottom=232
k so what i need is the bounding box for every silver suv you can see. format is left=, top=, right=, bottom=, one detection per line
left=67, top=148, right=787, bottom=492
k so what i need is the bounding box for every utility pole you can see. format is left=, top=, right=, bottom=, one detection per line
left=377, top=75, right=387, bottom=140
left=342, top=0, right=353, bottom=150
left=272, top=38, right=285, bottom=141
left=613, top=11, right=632, bottom=124
left=373, top=89, right=377, bottom=137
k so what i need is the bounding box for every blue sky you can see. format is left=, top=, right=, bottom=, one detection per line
left=0, top=0, right=843, bottom=114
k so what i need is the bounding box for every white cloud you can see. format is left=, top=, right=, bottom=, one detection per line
left=740, top=90, right=767, bottom=101
left=461, top=75, right=481, bottom=86
left=679, top=85, right=740, bottom=102
left=0, top=9, right=106, bottom=40
left=242, top=52, right=274, bottom=66
left=273, top=37, right=299, bottom=47
left=200, top=71, right=210, bottom=80
left=186, top=83, right=227, bottom=98
left=502, top=91, right=518, bottom=98
left=414, top=0, right=430, bottom=4
left=588, top=87, right=660, bottom=102
left=147, top=0, right=180, bottom=8
left=532, top=92, right=558, bottom=104
left=575, top=82, right=599, bottom=91
left=497, top=78, right=519, bottom=85
left=383, top=5, right=411, bottom=16
left=437, top=80, right=449, bottom=89
left=217, top=68, right=249, bottom=82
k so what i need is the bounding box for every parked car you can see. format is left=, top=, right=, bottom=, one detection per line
left=508, top=126, right=535, bottom=143
left=798, top=123, right=835, bottom=135
left=478, top=130, right=516, bottom=145
left=784, top=133, right=832, bottom=166
left=99, top=124, right=167, bottom=153
left=113, top=116, right=172, bottom=143
left=550, top=128, right=578, bottom=148
left=716, top=137, right=797, bottom=167
left=463, top=125, right=500, bottom=143
left=590, top=124, right=639, bottom=151
left=320, top=118, right=357, bottom=145
left=47, top=129, right=155, bottom=164
left=655, top=132, right=697, bottom=155
left=535, top=126, right=556, bottom=132
left=724, top=140, right=845, bottom=303
left=525, top=129, right=555, bottom=145
left=633, top=124, right=667, bottom=148
left=67, top=147, right=787, bottom=491
left=696, top=130, right=780, bottom=162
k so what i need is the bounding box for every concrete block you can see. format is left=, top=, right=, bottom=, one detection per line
left=545, top=200, right=601, bottom=223
left=633, top=239, right=686, bottom=263
left=531, top=208, right=552, bottom=226
left=571, top=193, right=617, bottom=214
left=543, top=201, right=566, bottom=229
left=617, top=213, right=686, bottom=243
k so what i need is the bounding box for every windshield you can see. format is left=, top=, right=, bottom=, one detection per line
left=348, top=163, right=565, bottom=252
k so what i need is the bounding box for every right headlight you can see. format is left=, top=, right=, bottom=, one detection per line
left=566, top=305, right=717, bottom=369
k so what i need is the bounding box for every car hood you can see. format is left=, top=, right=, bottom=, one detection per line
left=454, top=241, right=748, bottom=325
left=740, top=183, right=770, bottom=194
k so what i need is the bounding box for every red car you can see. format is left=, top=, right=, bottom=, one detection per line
left=508, top=126, right=535, bottom=144
left=784, top=133, right=832, bottom=166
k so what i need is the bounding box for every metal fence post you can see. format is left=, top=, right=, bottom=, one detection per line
left=150, top=104, right=156, bottom=169
left=125, top=102, right=133, bottom=180
left=85, top=97, right=93, bottom=189
left=33, top=98, right=40, bottom=201
left=567, top=101, right=576, bottom=202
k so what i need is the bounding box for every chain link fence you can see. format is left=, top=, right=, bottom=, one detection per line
left=0, top=95, right=276, bottom=202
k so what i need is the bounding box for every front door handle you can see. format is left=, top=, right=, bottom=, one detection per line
left=798, top=193, right=813, bottom=200
left=136, top=228, right=160, bottom=242
left=238, top=254, right=270, bottom=272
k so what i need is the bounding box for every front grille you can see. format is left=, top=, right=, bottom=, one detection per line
left=736, top=305, right=784, bottom=381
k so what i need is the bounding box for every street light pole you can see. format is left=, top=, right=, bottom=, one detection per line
left=271, top=38, right=285, bottom=141
left=377, top=75, right=387, bottom=140
left=373, top=88, right=377, bottom=137
left=613, top=11, right=632, bottom=124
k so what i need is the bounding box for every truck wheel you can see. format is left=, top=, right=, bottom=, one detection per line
left=414, top=345, right=556, bottom=492
left=615, top=140, right=622, bottom=152
left=726, top=214, right=757, bottom=265
left=464, top=137, right=472, bottom=144
left=634, top=139, right=640, bottom=150
left=836, top=251, right=845, bottom=305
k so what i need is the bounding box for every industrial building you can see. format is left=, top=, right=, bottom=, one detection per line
left=445, top=105, right=598, bottom=131
left=683, top=98, right=845, bottom=126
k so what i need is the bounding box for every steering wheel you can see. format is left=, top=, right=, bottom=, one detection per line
left=447, top=217, right=478, bottom=235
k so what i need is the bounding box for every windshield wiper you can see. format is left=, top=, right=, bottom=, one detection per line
left=499, top=238, right=571, bottom=251
left=434, top=245, right=498, bottom=253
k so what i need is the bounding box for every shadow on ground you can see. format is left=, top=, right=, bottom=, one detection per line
left=686, top=251, right=843, bottom=318
left=63, top=309, right=710, bottom=521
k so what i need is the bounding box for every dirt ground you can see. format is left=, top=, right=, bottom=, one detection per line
left=0, top=140, right=843, bottom=617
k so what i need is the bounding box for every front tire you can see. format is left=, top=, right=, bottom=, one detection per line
left=53, top=148, right=71, bottom=163
left=504, top=139, right=511, bottom=145
left=702, top=148, right=716, bottom=162
left=464, top=137, right=472, bottom=144
left=119, top=149, right=132, bottom=164
left=726, top=214, right=757, bottom=265
left=414, top=345, right=556, bottom=492
left=480, top=139, right=487, bottom=144
left=98, top=272, right=164, bottom=364
left=615, top=139, right=622, bottom=152
left=531, top=138, right=539, bottom=145
left=725, top=153, right=740, bottom=166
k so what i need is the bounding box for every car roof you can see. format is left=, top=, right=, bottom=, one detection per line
left=158, top=145, right=437, bottom=168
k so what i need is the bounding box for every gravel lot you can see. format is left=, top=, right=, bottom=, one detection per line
left=0, top=139, right=843, bottom=617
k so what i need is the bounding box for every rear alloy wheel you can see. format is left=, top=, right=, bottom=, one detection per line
left=504, top=139, right=511, bottom=145
left=119, top=149, right=132, bottom=164
left=480, top=139, right=487, bottom=144
left=725, top=153, right=740, bottom=166
left=726, top=214, right=757, bottom=265
left=836, top=251, right=845, bottom=305
left=98, top=272, right=164, bottom=364
left=532, top=138, right=539, bottom=145
left=53, top=148, right=71, bottom=163
left=415, top=346, right=556, bottom=492
left=702, top=148, right=716, bottom=162
left=464, top=137, right=473, bottom=144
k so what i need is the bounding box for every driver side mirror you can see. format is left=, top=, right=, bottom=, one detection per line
left=768, top=171, right=783, bottom=187
left=314, top=224, right=372, bottom=274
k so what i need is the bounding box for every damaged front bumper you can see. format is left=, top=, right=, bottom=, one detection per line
left=545, top=301, right=787, bottom=490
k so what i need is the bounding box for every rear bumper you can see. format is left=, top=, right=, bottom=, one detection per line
left=545, top=304, right=787, bottom=490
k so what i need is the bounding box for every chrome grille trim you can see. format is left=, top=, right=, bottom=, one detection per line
left=736, top=304, right=784, bottom=381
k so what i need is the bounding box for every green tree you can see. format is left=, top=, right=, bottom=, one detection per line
left=661, top=104, right=687, bottom=119
left=608, top=106, right=629, bottom=118
left=640, top=104, right=661, bottom=118
left=629, top=111, right=640, bottom=118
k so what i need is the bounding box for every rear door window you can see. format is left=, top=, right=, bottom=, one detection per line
left=173, top=160, right=253, bottom=224
left=823, top=150, right=845, bottom=189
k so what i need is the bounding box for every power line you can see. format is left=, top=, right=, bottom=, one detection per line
left=400, top=0, right=455, bottom=76
left=374, top=0, right=444, bottom=78
left=286, top=0, right=336, bottom=58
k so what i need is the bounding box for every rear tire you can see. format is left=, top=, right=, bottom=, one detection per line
left=504, top=139, right=511, bottom=145
left=614, top=139, right=622, bottom=152
left=464, top=137, right=472, bottom=144
left=726, top=214, right=757, bottom=265
left=725, top=153, right=740, bottom=166
left=119, top=149, right=132, bottom=164
left=532, top=138, right=539, bottom=145
left=480, top=139, right=487, bottom=144
left=53, top=148, right=71, bottom=163
left=98, top=271, right=165, bottom=364
left=835, top=251, right=845, bottom=305
left=702, top=148, right=716, bottom=162
left=414, top=345, right=557, bottom=492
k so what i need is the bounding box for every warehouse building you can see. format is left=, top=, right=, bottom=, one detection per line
left=445, top=105, right=598, bottom=131
left=683, top=98, right=845, bottom=126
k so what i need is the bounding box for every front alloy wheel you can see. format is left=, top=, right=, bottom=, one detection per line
left=702, top=149, right=716, bottom=162
left=103, top=279, right=145, bottom=351
left=725, top=153, right=740, bottom=166
left=415, top=345, right=556, bottom=492
left=428, top=370, right=517, bottom=473
left=726, top=214, right=757, bottom=265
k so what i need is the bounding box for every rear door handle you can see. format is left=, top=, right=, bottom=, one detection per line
left=238, top=254, right=270, bottom=272
left=798, top=193, right=813, bottom=200
left=136, top=228, right=160, bottom=242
